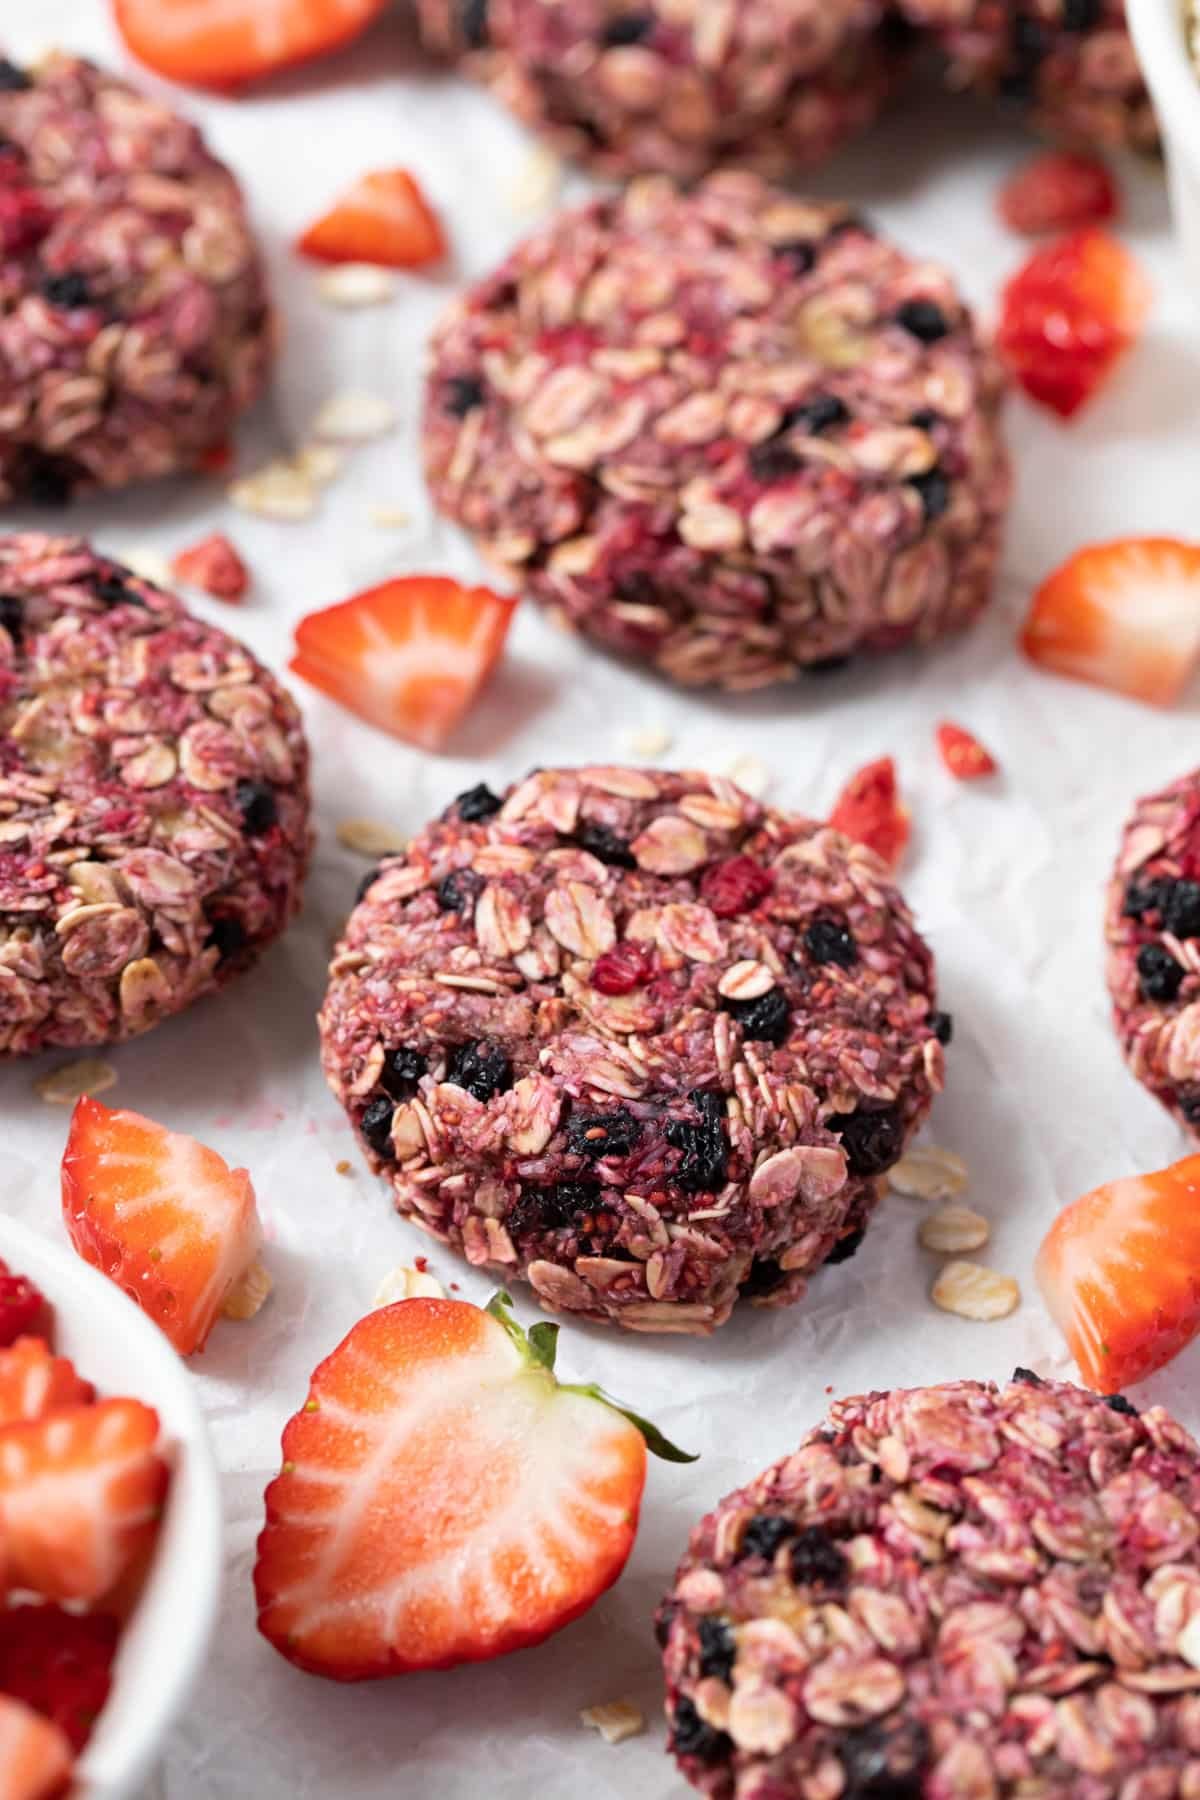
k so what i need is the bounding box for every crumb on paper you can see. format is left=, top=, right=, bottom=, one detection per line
left=931, top=1260, right=1020, bottom=1322
left=229, top=459, right=317, bottom=521
left=919, top=1204, right=990, bottom=1255
left=117, top=544, right=172, bottom=587
left=579, top=1700, right=645, bottom=1745
left=292, top=443, right=344, bottom=487
left=315, top=263, right=395, bottom=308
left=35, top=1056, right=117, bottom=1105
left=373, top=1263, right=446, bottom=1306
left=506, top=145, right=563, bottom=217
left=889, top=1144, right=969, bottom=1202
left=337, top=818, right=409, bottom=857
left=624, top=724, right=672, bottom=759
left=310, top=389, right=397, bottom=443
left=369, top=504, right=412, bottom=528
left=336, top=1159, right=353, bottom=1176
left=220, top=1256, right=273, bottom=1321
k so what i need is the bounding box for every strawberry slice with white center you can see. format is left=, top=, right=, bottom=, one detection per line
left=0, top=1399, right=167, bottom=1603
left=0, top=1340, right=93, bottom=1429
left=1036, top=1154, right=1200, bottom=1394
left=254, top=1293, right=692, bottom=1680
left=61, top=1097, right=265, bottom=1358
left=1022, top=537, right=1200, bottom=707
left=112, top=0, right=388, bottom=88
left=0, top=1696, right=73, bottom=1800
left=290, top=575, right=517, bottom=751
left=297, top=170, right=446, bottom=268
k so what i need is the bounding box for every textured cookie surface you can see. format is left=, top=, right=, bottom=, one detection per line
left=424, top=173, right=1010, bottom=692
left=0, top=533, right=309, bottom=1054
left=0, top=51, right=271, bottom=504
left=319, top=765, right=944, bottom=1331
left=658, top=1375, right=1200, bottom=1797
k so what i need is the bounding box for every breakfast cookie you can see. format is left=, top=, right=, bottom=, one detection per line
left=0, top=532, right=310, bottom=1055
left=423, top=173, right=1010, bottom=691
left=0, top=51, right=271, bottom=505
left=658, top=1373, right=1200, bottom=1797
left=318, top=765, right=945, bottom=1332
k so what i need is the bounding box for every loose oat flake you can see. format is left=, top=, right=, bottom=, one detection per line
left=368, top=504, right=412, bottom=529
left=373, top=1264, right=447, bottom=1306
left=315, top=263, right=396, bottom=307
left=931, top=1259, right=1020, bottom=1321
left=624, top=724, right=673, bottom=759
left=580, top=1700, right=645, bottom=1745
left=505, top=145, right=562, bottom=217
left=889, top=1143, right=968, bottom=1202
left=229, top=460, right=317, bottom=521
left=919, top=1204, right=990, bottom=1255
left=310, top=390, right=397, bottom=443
left=35, top=1057, right=118, bottom=1105
left=337, top=818, right=409, bottom=858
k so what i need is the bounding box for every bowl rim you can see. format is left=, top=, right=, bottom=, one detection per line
left=0, top=1213, right=222, bottom=1799
left=1129, top=0, right=1200, bottom=158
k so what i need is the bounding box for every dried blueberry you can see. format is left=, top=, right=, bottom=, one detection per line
left=41, top=271, right=92, bottom=310
left=1163, top=879, right=1200, bottom=940
left=722, top=986, right=791, bottom=1045
left=206, top=915, right=248, bottom=961
left=509, top=1180, right=598, bottom=1235
left=0, top=595, right=22, bottom=642
left=573, top=819, right=636, bottom=868
left=781, top=393, right=848, bottom=436
left=774, top=239, right=817, bottom=275
left=1138, top=942, right=1184, bottom=1003
left=932, top=1009, right=954, bottom=1045
left=665, top=1090, right=728, bottom=1193
left=601, top=10, right=653, bottom=45
left=566, top=1109, right=642, bottom=1159
left=1123, top=877, right=1171, bottom=919
left=838, top=1721, right=930, bottom=1799
left=894, top=299, right=950, bottom=343
left=380, top=1047, right=427, bottom=1101
left=805, top=917, right=857, bottom=967
left=739, top=1514, right=795, bottom=1561
left=93, top=569, right=143, bottom=608
left=697, top=1618, right=736, bottom=1683
left=355, top=864, right=382, bottom=906
left=1180, top=1088, right=1200, bottom=1125
left=671, top=1698, right=731, bottom=1765
left=825, top=1227, right=865, bottom=1265
left=748, top=441, right=802, bottom=485
left=436, top=867, right=484, bottom=913
left=1012, top=1366, right=1045, bottom=1387
left=1063, top=0, right=1100, bottom=29
left=22, top=453, right=74, bottom=507
left=654, top=1601, right=677, bottom=1649
left=445, top=1038, right=512, bottom=1101
left=741, top=1257, right=784, bottom=1297
left=444, top=375, right=485, bottom=417
left=0, top=59, right=31, bottom=91
left=830, top=1106, right=903, bottom=1178
left=359, top=1096, right=395, bottom=1159
left=803, top=654, right=852, bottom=676
left=909, top=407, right=941, bottom=432
left=789, top=1525, right=848, bottom=1587
left=454, top=782, right=502, bottom=822
left=234, top=780, right=278, bottom=836
left=1105, top=1393, right=1139, bottom=1417
left=460, top=0, right=489, bottom=46
left=910, top=466, right=950, bottom=522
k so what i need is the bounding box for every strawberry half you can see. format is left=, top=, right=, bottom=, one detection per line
left=0, top=1341, right=93, bottom=1430
left=0, top=1695, right=72, bottom=1800
left=0, top=1399, right=167, bottom=1603
left=254, top=1293, right=693, bottom=1680
left=0, top=1605, right=119, bottom=1754
left=998, top=152, right=1118, bottom=237
left=935, top=721, right=997, bottom=781
left=829, top=756, right=910, bottom=870
left=997, top=229, right=1150, bottom=418
left=297, top=171, right=446, bottom=269
left=61, top=1097, right=264, bottom=1358
left=1022, top=537, right=1200, bottom=707
left=290, top=575, right=517, bottom=751
left=112, top=0, right=388, bottom=88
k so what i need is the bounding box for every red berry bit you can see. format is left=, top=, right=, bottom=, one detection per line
left=829, top=757, right=910, bottom=871
left=999, top=152, right=1118, bottom=237
left=997, top=230, right=1150, bottom=419
left=700, top=856, right=773, bottom=919
left=170, top=532, right=249, bottom=602
left=591, top=941, right=652, bottom=995
left=936, top=721, right=997, bottom=781
left=0, top=1604, right=119, bottom=1752
left=0, top=1261, right=49, bottom=1348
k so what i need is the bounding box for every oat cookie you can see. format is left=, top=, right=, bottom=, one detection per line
left=416, top=0, right=908, bottom=180
left=0, top=52, right=271, bottom=505
left=423, top=173, right=1010, bottom=692
left=1106, top=768, right=1200, bottom=1138
left=658, top=1374, right=1200, bottom=1798
left=0, top=533, right=310, bottom=1054
left=897, top=0, right=1156, bottom=153
left=318, top=766, right=944, bottom=1331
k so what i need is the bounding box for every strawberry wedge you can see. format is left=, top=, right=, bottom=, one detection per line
left=113, top=0, right=388, bottom=88
left=297, top=171, right=445, bottom=268
left=829, top=756, right=910, bottom=870
left=0, top=1695, right=73, bottom=1800
left=290, top=575, right=516, bottom=751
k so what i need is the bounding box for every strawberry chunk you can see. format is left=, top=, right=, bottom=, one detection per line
left=0, top=1695, right=72, bottom=1800
left=1036, top=1154, right=1200, bottom=1394
left=297, top=171, right=445, bottom=269
left=0, top=1399, right=167, bottom=1603
left=829, top=756, right=910, bottom=870
left=997, top=230, right=1150, bottom=418
left=935, top=721, right=997, bottom=781
left=0, top=1605, right=118, bottom=1753
left=290, top=575, right=517, bottom=751
left=0, top=1342, right=93, bottom=1430
left=1022, top=537, right=1200, bottom=707
left=112, top=0, right=388, bottom=88
left=61, top=1097, right=264, bottom=1358
left=254, top=1293, right=691, bottom=1680
left=998, top=152, right=1119, bottom=237
left=0, top=1264, right=48, bottom=1350
left=170, top=533, right=250, bottom=603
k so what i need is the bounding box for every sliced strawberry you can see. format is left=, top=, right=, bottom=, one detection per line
left=61, top=1096, right=264, bottom=1358
left=1036, top=1154, right=1200, bottom=1394
left=0, top=1605, right=118, bottom=1754
left=935, top=721, right=997, bottom=781
left=0, top=1341, right=93, bottom=1430
left=997, top=230, right=1150, bottom=418
left=170, top=533, right=250, bottom=603
left=297, top=171, right=445, bottom=269
left=0, top=1399, right=167, bottom=1603
left=829, top=756, right=910, bottom=871
left=112, top=0, right=388, bottom=89
left=0, top=1264, right=49, bottom=1350
left=254, top=1293, right=692, bottom=1680
left=998, top=152, right=1118, bottom=237
left=0, top=1695, right=72, bottom=1800
left=290, top=576, right=517, bottom=751
left=1021, top=537, right=1200, bottom=707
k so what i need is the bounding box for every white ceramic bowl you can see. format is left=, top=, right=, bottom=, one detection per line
left=0, top=1214, right=221, bottom=1799
left=1129, top=0, right=1200, bottom=286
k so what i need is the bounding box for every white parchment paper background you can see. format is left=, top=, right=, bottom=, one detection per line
left=5, top=2, right=1200, bottom=1793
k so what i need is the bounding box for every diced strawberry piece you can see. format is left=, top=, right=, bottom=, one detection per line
left=112, top=0, right=388, bottom=88
left=591, top=941, right=651, bottom=995
left=829, top=757, right=910, bottom=870
left=0, top=1264, right=48, bottom=1350
left=170, top=533, right=250, bottom=603
left=0, top=1605, right=118, bottom=1753
left=0, top=1398, right=167, bottom=1603
left=254, top=1294, right=691, bottom=1679
left=61, top=1096, right=263, bottom=1358
left=935, top=721, right=997, bottom=781
left=0, top=1695, right=73, bottom=1800
left=297, top=171, right=445, bottom=269
left=997, top=230, right=1150, bottom=418
left=1036, top=1154, right=1200, bottom=1393
left=0, top=1341, right=93, bottom=1430
left=290, top=575, right=517, bottom=752
left=700, top=856, right=774, bottom=919
left=998, top=152, right=1119, bottom=237
left=1022, top=537, right=1200, bottom=707
left=196, top=441, right=234, bottom=475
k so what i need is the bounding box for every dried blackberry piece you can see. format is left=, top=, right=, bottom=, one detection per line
left=910, top=466, right=950, bottom=522
left=838, top=1720, right=930, bottom=1799
left=894, top=299, right=949, bottom=343
left=573, top=819, right=636, bottom=868
left=601, top=11, right=653, bottom=45
left=206, top=915, right=248, bottom=961
left=722, top=986, right=791, bottom=1045
left=697, top=1617, right=736, bottom=1683
left=774, top=240, right=817, bottom=275
left=380, top=1047, right=427, bottom=1101
left=671, top=1697, right=731, bottom=1764
left=235, top=779, right=278, bottom=835
left=41, top=271, right=92, bottom=310
left=781, top=393, right=848, bottom=436
left=21, top=453, right=74, bottom=508
left=360, top=1097, right=395, bottom=1159
left=805, top=917, right=857, bottom=967
left=445, top=1039, right=512, bottom=1101
left=1137, top=942, right=1183, bottom=1003
left=444, top=375, right=485, bottom=417
left=1123, top=877, right=1172, bottom=919
left=1063, top=0, right=1100, bottom=26
left=825, top=1227, right=864, bottom=1265
left=738, top=1513, right=795, bottom=1560
left=741, top=1257, right=784, bottom=1297
left=830, top=1106, right=903, bottom=1178
left=910, top=408, right=941, bottom=432
left=460, top=0, right=489, bottom=46
left=0, top=595, right=22, bottom=642
left=932, top=1009, right=953, bottom=1045
left=666, top=1090, right=728, bottom=1193
left=1163, top=880, right=1200, bottom=940
left=509, top=1180, right=599, bottom=1235
left=436, top=867, right=484, bottom=913
left=1012, top=1366, right=1045, bottom=1386
left=93, top=569, right=144, bottom=608
left=0, top=59, right=31, bottom=91
left=566, top=1109, right=642, bottom=1159
left=748, top=441, right=802, bottom=485
left=453, top=782, right=502, bottom=822
left=1105, top=1393, right=1139, bottom=1417
left=789, top=1524, right=847, bottom=1587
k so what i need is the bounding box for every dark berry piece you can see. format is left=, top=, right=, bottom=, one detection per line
left=460, top=0, right=489, bottom=46
left=360, top=1097, right=395, bottom=1159
left=774, top=239, right=816, bottom=275
left=23, top=453, right=74, bottom=507
left=665, top=1090, right=729, bottom=1194
left=739, top=1513, right=795, bottom=1561
left=895, top=299, right=950, bottom=343
left=1105, top=1392, right=1139, bottom=1416
left=910, top=407, right=941, bottom=432
left=355, top=864, right=382, bottom=906
left=566, top=1109, right=642, bottom=1158
left=0, top=59, right=31, bottom=91
left=697, top=1617, right=736, bottom=1683
left=454, top=782, right=502, bottom=822
left=1138, top=942, right=1184, bottom=1003
left=824, top=1227, right=864, bottom=1265
left=93, top=569, right=144, bottom=607
left=380, top=1047, right=427, bottom=1101
left=804, top=917, right=857, bottom=967
left=838, top=1721, right=930, bottom=1799
left=1124, top=877, right=1171, bottom=919
left=781, top=393, right=849, bottom=436
left=508, top=1180, right=598, bottom=1236
left=671, top=1698, right=731, bottom=1765
left=723, top=987, right=791, bottom=1046
left=803, top=654, right=852, bottom=676
left=1063, top=0, right=1100, bottom=26
left=788, top=1524, right=847, bottom=1588
left=41, top=271, right=92, bottom=309
left=573, top=819, right=636, bottom=868
left=1163, top=879, right=1200, bottom=940
left=654, top=1601, right=676, bottom=1649
left=741, top=1257, right=784, bottom=1297
left=700, top=856, right=773, bottom=919
left=1000, top=16, right=1050, bottom=99
left=206, top=915, right=248, bottom=961
left=591, top=941, right=651, bottom=995
left=436, top=867, right=484, bottom=913
left=830, top=1107, right=903, bottom=1178
left=444, top=375, right=485, bottom=417
left=445, top=1038, right=512, bottom=1101
left=234, top=779, right=278, bottom=835
left=1012, top=1365, right=1045, bottom=1387
left=1179, top=1088, right=1200, bottom=1125
left=748, top=440, right=802, bottom=485
left=932, top=1009, right=953, bottom=1045
left=601, top=10, right=653, bottom=44
left=910, top=465, right=950, bottom=522
left=0, top=594, right=22, bottom=641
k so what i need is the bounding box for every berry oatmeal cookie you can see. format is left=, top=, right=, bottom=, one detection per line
left=423, top=173, right=1010, bottom=692
left=0, top=52, right=271, bottom=506
left=657, top=1374, right=1200, bottom=1798
left=415, top=0, right=909, bottom=181
left=318, top=766, right=944, bottom=1332
left=1106, top=768, right=1200, bottom=1138
left=896, top=0, right=1157, bottom=154
left=0, top=532, right=310, bottom=1055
